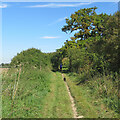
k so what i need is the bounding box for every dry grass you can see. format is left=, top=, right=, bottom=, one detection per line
left=0, top=68, right=8, bottom=75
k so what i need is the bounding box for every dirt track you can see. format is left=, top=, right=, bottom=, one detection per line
left=62, top=73, right=84, bottom=118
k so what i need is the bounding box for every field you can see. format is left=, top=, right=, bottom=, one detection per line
left=0, top=68, right=8, bottom=74
left=2, top=68, right=73, bottom=118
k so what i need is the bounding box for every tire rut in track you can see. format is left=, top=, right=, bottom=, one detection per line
left=62, top=73, right=84, bottom=118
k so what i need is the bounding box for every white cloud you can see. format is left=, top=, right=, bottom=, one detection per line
left=41, top=36, right=60, bottom=39
left=0, top=4, right=8, bottom=8
left=48, top=17, right=67, bottom=26
left=57, top=17, right=67, bottom=22
left=27, top=3, right=90, bottom=8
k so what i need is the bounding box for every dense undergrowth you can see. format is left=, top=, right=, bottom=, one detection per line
left=10, top=48, right=52, bottom=69
left=66, top=71, right=119, bottom=118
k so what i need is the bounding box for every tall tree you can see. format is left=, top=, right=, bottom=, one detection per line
left=62, top=7, right=109, bottom=48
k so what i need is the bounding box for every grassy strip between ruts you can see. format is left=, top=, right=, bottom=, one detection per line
left=64, top=73, right=119, bottom=118
left=41, top=71, right=73, bottom=118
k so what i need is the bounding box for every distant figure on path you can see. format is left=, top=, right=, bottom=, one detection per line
left=60, top=64, right=62, bottom=72
left=64, top=77, right=66, bottom=81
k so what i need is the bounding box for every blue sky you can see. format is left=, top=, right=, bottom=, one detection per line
left=1, top=2, right=118, bottom=63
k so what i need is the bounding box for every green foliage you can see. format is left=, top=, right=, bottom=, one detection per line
left=0, top=63, right=11, bottom=68
left=2, top=47, right=73, bottom=118
left=59, top=8, right=120, bottom=73
left=66, top=73, right=119, bottom=118
left=85, top=12, right=120, bottom=72
left=62, top=7, right=109, bottom=41
left=67, top=48, right=87, bottom=72
left=51, top=48, right=67, bottom=71
left=2, top=67, right=52, bottom=118
left=62, top=57, right=69, bottom=69
left=2, top=7, right=119, bottom=118
left=10, top=48, right=51, bottom=69
left=78, top=71, right=119, bottom=113
left=51, top=52, right=62, bottom=71
left=50, top=7, right=120, bottom=116
left=2, top=67, right=73, bottom=118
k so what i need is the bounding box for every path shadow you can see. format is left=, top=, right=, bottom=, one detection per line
left=51, top=69, right=70, bottom=74
left=62, top=69, right=69, bottom=73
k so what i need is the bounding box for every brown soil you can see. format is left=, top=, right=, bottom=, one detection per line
left=0, top=68, right=8, bottom=74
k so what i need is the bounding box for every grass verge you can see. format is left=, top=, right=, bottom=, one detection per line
left=2, top=68, right=52, bottom=118
left=41, top=72, right=73, bottom=118
left=64, top=73, right=119, bottom=118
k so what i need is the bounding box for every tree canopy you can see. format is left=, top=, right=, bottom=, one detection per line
left=10, top=48, right=51, bottom=69
left=62, top=7, right=109, bottom=49
left=51, top=7, right=120, bottom=73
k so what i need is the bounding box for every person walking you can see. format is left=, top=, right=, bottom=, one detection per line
left=60, top=63, right=62, bottom=72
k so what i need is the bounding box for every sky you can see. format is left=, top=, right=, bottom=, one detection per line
left=0, top=2, right=118, bottom=63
